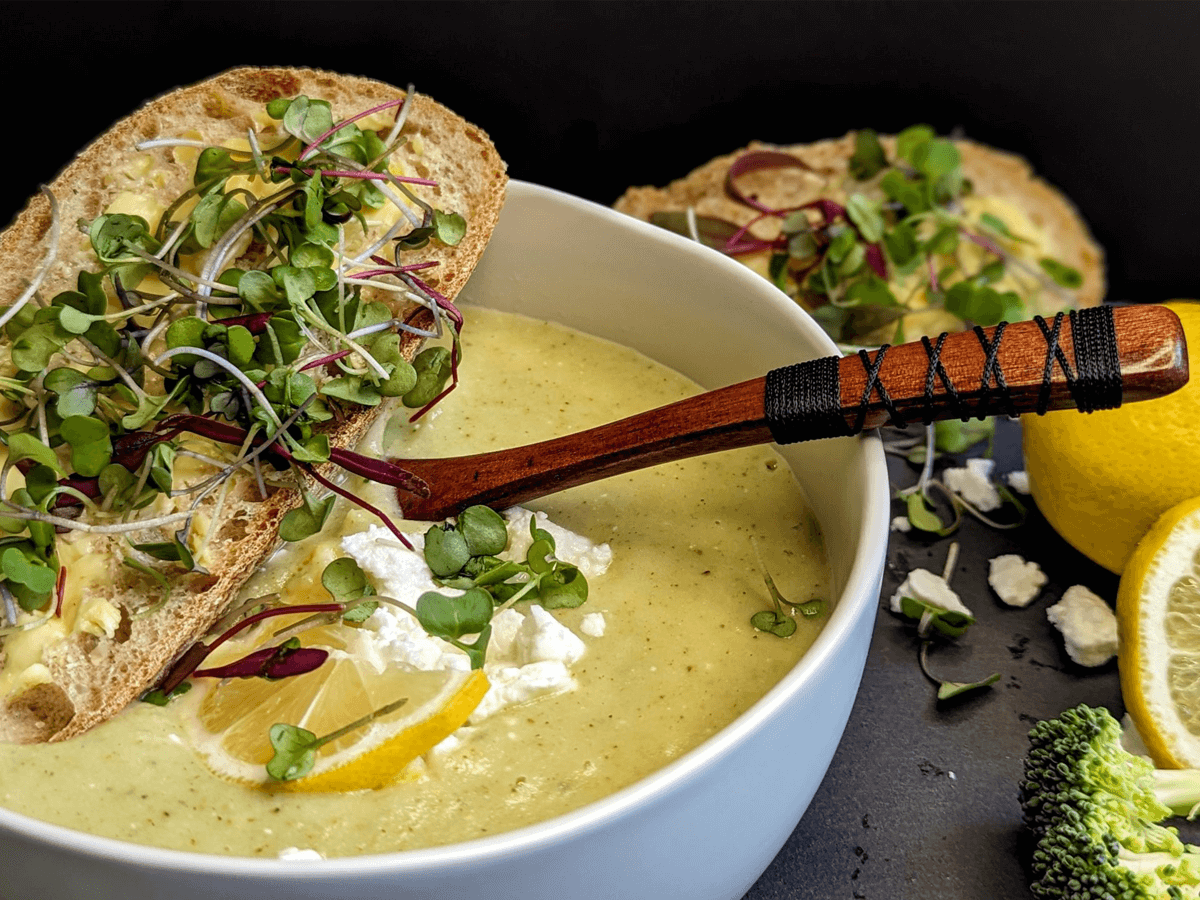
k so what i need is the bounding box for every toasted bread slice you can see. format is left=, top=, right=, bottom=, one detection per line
left=615, top=134, right=1105, bottom=326
left=0, top=67, right=506, bottom=742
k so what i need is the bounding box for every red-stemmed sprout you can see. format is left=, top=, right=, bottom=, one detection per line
left=159, top=602, right=345, bottom=694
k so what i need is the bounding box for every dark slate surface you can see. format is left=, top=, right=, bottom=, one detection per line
left=743, top=418, right=1133, bottom=900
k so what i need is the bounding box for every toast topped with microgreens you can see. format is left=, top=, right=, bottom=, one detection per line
left=615, top=128, right=1103, bottom=346
left=0, top=67, right=506, bottom=743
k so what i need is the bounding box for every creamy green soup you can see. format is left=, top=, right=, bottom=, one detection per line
left=0, top=306, right=829, bottom=857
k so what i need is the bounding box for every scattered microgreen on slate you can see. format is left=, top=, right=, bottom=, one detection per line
left=894, top=544, right=1000, bottom=702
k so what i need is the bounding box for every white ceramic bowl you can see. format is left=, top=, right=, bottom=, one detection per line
left=0, top=182, right=889, bottom=900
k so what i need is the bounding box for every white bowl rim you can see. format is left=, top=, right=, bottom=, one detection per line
left=0, top=180, right=890, bottom=878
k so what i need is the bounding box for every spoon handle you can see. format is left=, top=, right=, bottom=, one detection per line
left=393, top=304, right=1187, bottom=519
left=767, top=304, right=1184, bottom=443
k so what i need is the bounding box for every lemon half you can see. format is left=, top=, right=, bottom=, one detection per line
left=1022, top=301, right=1200, bottom=574
left=1118, top=495, right=1200, bottom=768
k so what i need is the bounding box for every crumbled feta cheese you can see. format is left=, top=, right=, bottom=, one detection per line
left=888, top=568, right=972, bottom=617
left=487, top=608, right=526, bottom=659
left=503, top=508, right=613, bottom=578
left=516, top=605, right=586, bottom=665
left=580, top=612, right=607, bottom=637
left=942, top=458, right=1002, bottom=511
left=277, top=848, right=324, bottom=861
left=890, top=515, right=913, bottom=533
left=1046, top=585, right=1118, bottom=667
left=470, top=661, right=575, bottom=722
left=1006, top=470, right=1031, bottom=495
left=988, top=554, right=1047, bottom=607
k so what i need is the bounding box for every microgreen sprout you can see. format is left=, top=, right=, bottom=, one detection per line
left=749, top=537, right=825, bottom=636
left=889, top=415, right=1025, bottom=537
left=0, top=88, right=473, bottom=632
left=894, top=543, right=1000, bottom=701
left=267, top=695, right=410, bottom=782
left=652, top=125, right=1083, bottom=346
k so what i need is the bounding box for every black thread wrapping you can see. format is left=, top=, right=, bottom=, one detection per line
left=764, top=356, right=849, bottom=444
left=1033, top=312, right=1070, bottom=415
left=974, top=322, right=1018, bottom=419
left=1069, top=305, right=1123, bottom=412
left=854, top=346, right=906, bottom=431
left=920, top=332, right=963, bottom=424
left=763, top=306, right=1123, bottom=443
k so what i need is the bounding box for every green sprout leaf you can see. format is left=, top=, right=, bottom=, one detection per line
left=191, top=192, right=248, bottom=249
left=846, top=194, right=885, bottom=243
left=432, top=209, right=467, bottom=246
left=416, top=587, right=493, bottom=640
left=140, top=681, right=192, bottom=706
left=898, top=595, right=975, bottom=638
left=1038, top=257, right=1084, bottom=288
left=279, top=492, right=334, bottom=542
left=266, top=722, right=319, bottom=781
left=416, top=588, right=493, bottom=669
left=43, top=368, right=98, bottom=419
left=371, top=334, right=419, bottom=398
left=424, top=524, right=472, bottom=578
left=59, top=415, right=113, bottom=477
left=403, top=346, right=453, bottom=408
left=321, top=557, right=373, bottom=602
left=936, top=672, right=1002, bottom=701
left=750, top=609, right=797, bottom=637
left=457, top=505, right=508, bottom=557
left=849, top=129, right=887, bottom=181
left=538, top=565, right=589, bottom=610
left=7, top=433, right=66, bottom=478
left=0, top=546, right=57, bottom=597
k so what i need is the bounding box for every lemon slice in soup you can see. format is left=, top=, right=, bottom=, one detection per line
left=182, top=622, right=488, bottom=793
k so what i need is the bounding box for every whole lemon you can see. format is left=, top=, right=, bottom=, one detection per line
left=1022, top=300, right=1200, bottom=574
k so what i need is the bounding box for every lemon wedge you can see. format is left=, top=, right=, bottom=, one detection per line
left=182, top=627, right=489, bottom=792
left=1118, top=494, right=1200, bottom=768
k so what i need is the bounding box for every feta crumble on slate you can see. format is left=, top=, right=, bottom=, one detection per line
left=888, top=568, right=972, bottom=618
left=942, top=458, right=1002, bottom=512
left=988, top=554, right=1047, bottom=607
left=340, top=508, right=611, bottom=725
left=1006, top=470, right=1031, bottom=495
left=1046, top=585, right=1118, bottom=667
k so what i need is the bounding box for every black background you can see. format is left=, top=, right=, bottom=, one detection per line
left=1, top=3, right=1196, bottom=898
left=3, top=1, right=1200, bottom=303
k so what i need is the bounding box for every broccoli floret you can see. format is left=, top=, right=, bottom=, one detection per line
left=1021, top=704, right=1200, bottom=899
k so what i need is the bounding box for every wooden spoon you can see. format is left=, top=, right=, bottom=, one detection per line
left=392, top=304, right=1187, bottom=521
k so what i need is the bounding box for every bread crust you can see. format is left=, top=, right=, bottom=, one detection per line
left=0, top=67, right=506, bottom=742
left=614, top=133, right=1104, bottom=310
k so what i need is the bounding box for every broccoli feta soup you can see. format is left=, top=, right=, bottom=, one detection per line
left=0, top=306, right=830, bottom=857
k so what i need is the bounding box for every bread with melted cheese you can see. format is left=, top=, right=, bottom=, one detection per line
left=0, top=67, right=506, bottom=742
